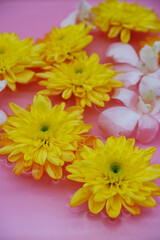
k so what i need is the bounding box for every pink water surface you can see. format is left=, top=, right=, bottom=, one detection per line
left=1, top=0, right=160, bottom=240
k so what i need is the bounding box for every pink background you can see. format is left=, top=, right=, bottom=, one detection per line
left=0, top=0, right=160, bottom=240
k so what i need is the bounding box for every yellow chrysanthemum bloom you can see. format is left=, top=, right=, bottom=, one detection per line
left=66, top=136, right=160, bottom=218
left=37, top=53, right=123, bottom=107
left=91, top=0, right=160, bottom=43
left=0, top=33, right=44, bottom=91
left=37, top=23, right=93, bottom=65
left=0, top=95, right=92, bottom=180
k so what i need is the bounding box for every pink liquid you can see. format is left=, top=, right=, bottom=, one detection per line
left=0, top=0, right=160, bottom=240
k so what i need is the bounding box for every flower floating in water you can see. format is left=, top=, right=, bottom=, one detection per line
left=37, top=23, right=93, bottom=65
left=98, top=82, right=160, bottom=144
left=37, top=53, right=123, bottom=107
left=60, top=0, right=95, bottom=28
left=67, top=136, right=160, bottom=218
left=0, top=33, right=44, bottom=91
left=92, top=0, right=160, bottom=43
left=0, top=95, right=92, bottom=180
left=106, top=42, right=160, bottom=87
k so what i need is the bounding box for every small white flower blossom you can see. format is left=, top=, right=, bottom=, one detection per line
left=60, top=0, right=95, bottom=28
left=98, top=87, right=160, bottom=144
left=106, top=41, right=160, bottom=88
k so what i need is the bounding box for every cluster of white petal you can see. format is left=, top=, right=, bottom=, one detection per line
left=98, top=42, right=160, bottom=143
left=60, top=0, right=95, bottom=28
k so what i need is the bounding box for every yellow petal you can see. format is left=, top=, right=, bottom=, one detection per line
left=82, top=135, right=97, bottom=148
left=89, top=194, right=106, bottom=214
left=0, top=145, right=14, bottom=155
left=122, top=200, right=140, bottom=215
left=61, top=151, right=75, bottom=162
left=15, top=70, right=34, bottom=83
left=32, top=95, right=52, bottom=113
left=95, top=139, right=104, bottom=148
left=8, top=150, right=22, bottom=162
left=9, top=102, right=27, bottom=116
left=37, top=148, right=48, bottom=165
left=32, top=164, right=43, bottom=180
left=45, top=161, right=62, bottom=179
left=87, top=92, right=104, bottom=107
left=66, top=165, right=81, bottom=175
left=127, top=191, right=146, bottom=201
left=106, top=195, right=122, bottom=218
left=62, top=88, right=72, bottom=99
left=80, top=98, right=86, bottom=108
left=100, top=19, right=110, bottom=32
left=48, top=153, right=64, bottom=166
left=37, top=72, right=53, bottom=79
left=4, top=69, right=16, bottom=82
left=108, top=26, right=122, bottom=38
left=6, top=81, right=16, bottom=91
left=67, top=174, right=85, bottom=182
left=12, top=160, right=24, bottom=175
left=120, top=28, right=131, bottom=43
left=70, top=187, right=91, bottom=207
left=137, top=196, right=156, bottom=208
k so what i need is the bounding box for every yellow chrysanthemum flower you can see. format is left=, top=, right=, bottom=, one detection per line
left=37, top=53, right=123, bottom=107
left=0, top=33, right=44, bottom=91
left=66, top=136, right=160, bottom=218
left=91, top=0, right=160, bottom=43
left=0, top=95, right=92, bottom=180
left=37, top=23, right=93, bottom=65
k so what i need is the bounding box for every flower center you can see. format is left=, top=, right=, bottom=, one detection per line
left=143, top=90, right=154, bottom=102
left=110, top=163, right=121, bottom=174
left=41, top=125, right=49, bottom=132
left=75, top=68, right=83, bottom=74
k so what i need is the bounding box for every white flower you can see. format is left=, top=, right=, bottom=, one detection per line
left=106, top=42, right=160, bottom=87
left=98, top=87, right=160, bottom=144
left=60, top=0, right=95, bottom=27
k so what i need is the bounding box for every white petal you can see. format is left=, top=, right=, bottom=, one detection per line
left=136, top=115, right=159, bottom=144
left=106, top=43, right=139, bottom=66
left=60, top=0, right=93, bottom=27
left=154, top=113, right=160, bottom=123
left=136, top=97, right=151, bottom=114
left=139, top=74, right=160, bottom=101
left=98, top=106, right=141, bottom=138
left=139, top=44, right=160, bottom=73
left=146, top=69, right=160, bottom=79
left=78, top=0, right=94, bottom=25
left=150, top=99, right=160, bottom=115
left=0, top=80, right=7, bottom=92
left=78, top=0, right=92, bottom=11
left=115, top=70, right=143, bottom=88
left=60, top=11, right=78, bottom=27
left=114, top=64, right=138, bottom=72
left=0, top=110, right=7, bottom=125
left=112, top=88, right=138, bottom=107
